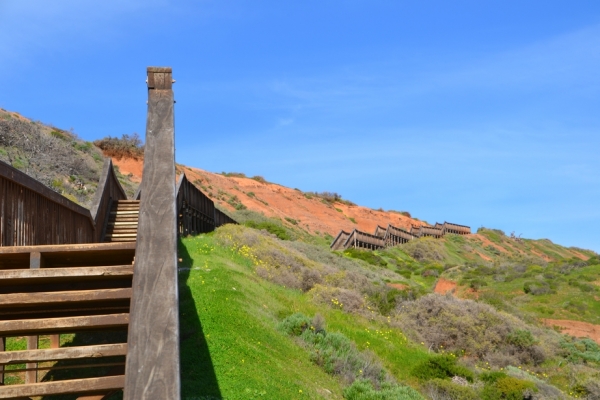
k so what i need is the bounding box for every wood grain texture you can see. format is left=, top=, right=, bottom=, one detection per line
left=124, top=67, right=180, bottom=399
left=0, top=288, right=131, bottom=307
left=0, top=313, right=129, bottom=336
left=0, top=375, right=125, bottom=398
left=0, top=343, right=127, bottom=364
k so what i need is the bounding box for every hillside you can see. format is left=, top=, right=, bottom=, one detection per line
left=0, top=108, right=139, bottom=207
left=112, top=157, right=592, bottom=263
left=3, top=108, right=600, bottom=398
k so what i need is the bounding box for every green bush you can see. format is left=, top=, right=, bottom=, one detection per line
left=344, top=379, right=424, bottom=400
left=506, top=330, right=536, bottom=349
left=425, top=378, right=478, bottom=400
left=411, top=354, right=474, bottom=382
left=560, top=337, right=600, bottom=364
left=244, top=220, right=291, bottom=240
left=368, top=288, right=401, bottom=316
left=277, top=313, right=311, bottom=336
left=280, top=314, right=390, bottom=389
left=344, top=248, right=387, bottom=266
left=481, top=376, right=536, bottom=400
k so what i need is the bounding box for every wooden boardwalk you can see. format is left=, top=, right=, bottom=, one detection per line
left=330, top=221, right=470, bottom=251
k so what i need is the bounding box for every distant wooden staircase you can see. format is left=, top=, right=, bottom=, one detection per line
left=103, top=201, right=140, bottom=243
left=0, top=242, right=135, bottom=399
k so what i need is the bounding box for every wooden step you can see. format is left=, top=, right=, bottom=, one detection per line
left=0, top=313, right=129, bottom=336
left=0, top=266, right=134, bottom=285
left=0, top=375, right=125, bottom=399
left=0, top=343, right=127, bottom=365
left=0, top=288, right=132, bottom=307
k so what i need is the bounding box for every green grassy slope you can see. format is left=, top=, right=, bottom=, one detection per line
left=178, top=221, right=600, bottom=399
left=178, top=233, right=429, bottom=399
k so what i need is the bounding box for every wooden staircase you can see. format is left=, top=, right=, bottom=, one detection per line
left=104, top=201, right=140, bottom=243
left=0, top=242, right=136, bottom=399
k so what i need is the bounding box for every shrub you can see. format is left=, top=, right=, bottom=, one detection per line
left=344, top=248, right=387, bottom=266
left=244, top=220, right=291, bottom=241
left=425, top=378, right=478, bottom=400
left=368, top=287, right=401, bottom=316
left=481, top=376, right=536, bottom=400
left=251, top=175, right=267, bottom=183
left=277, top=313, right=311, bottom=336
left=344, top=379, right=424, bottom=400
left=395, top=294, right=558, bottom=365
left=284, top=217, right=298, bottom=225
left=506, top=330, right=536, bottom=349
left=411, top=354, right=474, bottom=382
left=400, top=237, right=447, bottom=262
left=280, top=314, right=390, bottom=388
left=220, top=172, right=246, bottom=178
left=93, top=133, right=144, bottom=159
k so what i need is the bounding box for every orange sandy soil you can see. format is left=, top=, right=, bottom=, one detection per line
left=111, top=156, right=143, bottom=183
left=434, top=278, right=457, bottom=294
left=111, top=157, right=425, bottom=237
left=387, top=283, right=408, bottom=290
left=543, top=319, right=600, bottom=345
left=110, top=155, right=588, bottom=263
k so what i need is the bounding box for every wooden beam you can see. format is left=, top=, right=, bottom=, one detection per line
left=0, top=288, right=132, bottom=307
left=0, top=343, right=127, bottom=364
left=124, top=66, right=180, bottom=400
left=0, top=375, right=125, bottom=398
left=0, top=242, right=136, bottom=255
left=26, top=336, right=37, bottom=384
left=0, top=313, right=129, bottom=336
left=0, top=265, right=133, bottom=282
left=0, top=337, right=4, bottom=385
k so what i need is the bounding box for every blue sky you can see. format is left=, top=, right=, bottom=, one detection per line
left=1, top=1, right=599, bottom=252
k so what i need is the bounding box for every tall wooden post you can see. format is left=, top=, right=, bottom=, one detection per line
left=124, top=67, right=180, bottom=399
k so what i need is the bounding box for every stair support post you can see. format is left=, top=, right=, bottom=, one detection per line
left=124, top=67, right=180, bottom=399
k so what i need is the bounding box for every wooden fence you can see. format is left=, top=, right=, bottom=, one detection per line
left=0, top=157, right=129, bottom=247
left=175, top=172, right=237, bottom=236
left=0, top=161, right=95, bottom=246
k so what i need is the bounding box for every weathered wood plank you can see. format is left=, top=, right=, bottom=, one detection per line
left=26, top=336, right=37, bottom=383
left=124, top=66, right=180, bottom=400
left=0, top=266, right=133, bottom=281
left=0, top=288, right=132, bottom=307
left=0, top=343, right=127, bottom=364
left=0, top=313, right=129, bottom=336
left=0, top=241, right=136, bottom=255
left=0, top=375, right=125, bottom=398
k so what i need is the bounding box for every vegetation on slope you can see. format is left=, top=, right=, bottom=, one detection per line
left=178, top=213, right=600, bottom=399
left=0, top=108, right=139, bottom=206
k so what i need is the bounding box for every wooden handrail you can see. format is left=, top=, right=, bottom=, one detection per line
left=89, top=158, right=129, bottom=241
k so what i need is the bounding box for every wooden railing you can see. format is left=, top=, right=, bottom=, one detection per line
left=0, top=160, right=95, bottom=246
left=331, top=220, right=471, bottom=251
left=176, top=172, right=236, bottom=236
left=0, top=157, right=128, bottom=246
left=90, top=158, right=129, bottom=242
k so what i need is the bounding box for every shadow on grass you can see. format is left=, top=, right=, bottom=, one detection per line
left=178, top=237, right=222, bottom=400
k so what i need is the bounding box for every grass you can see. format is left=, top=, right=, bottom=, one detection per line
left=178, top=233, right=430, bottom=398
